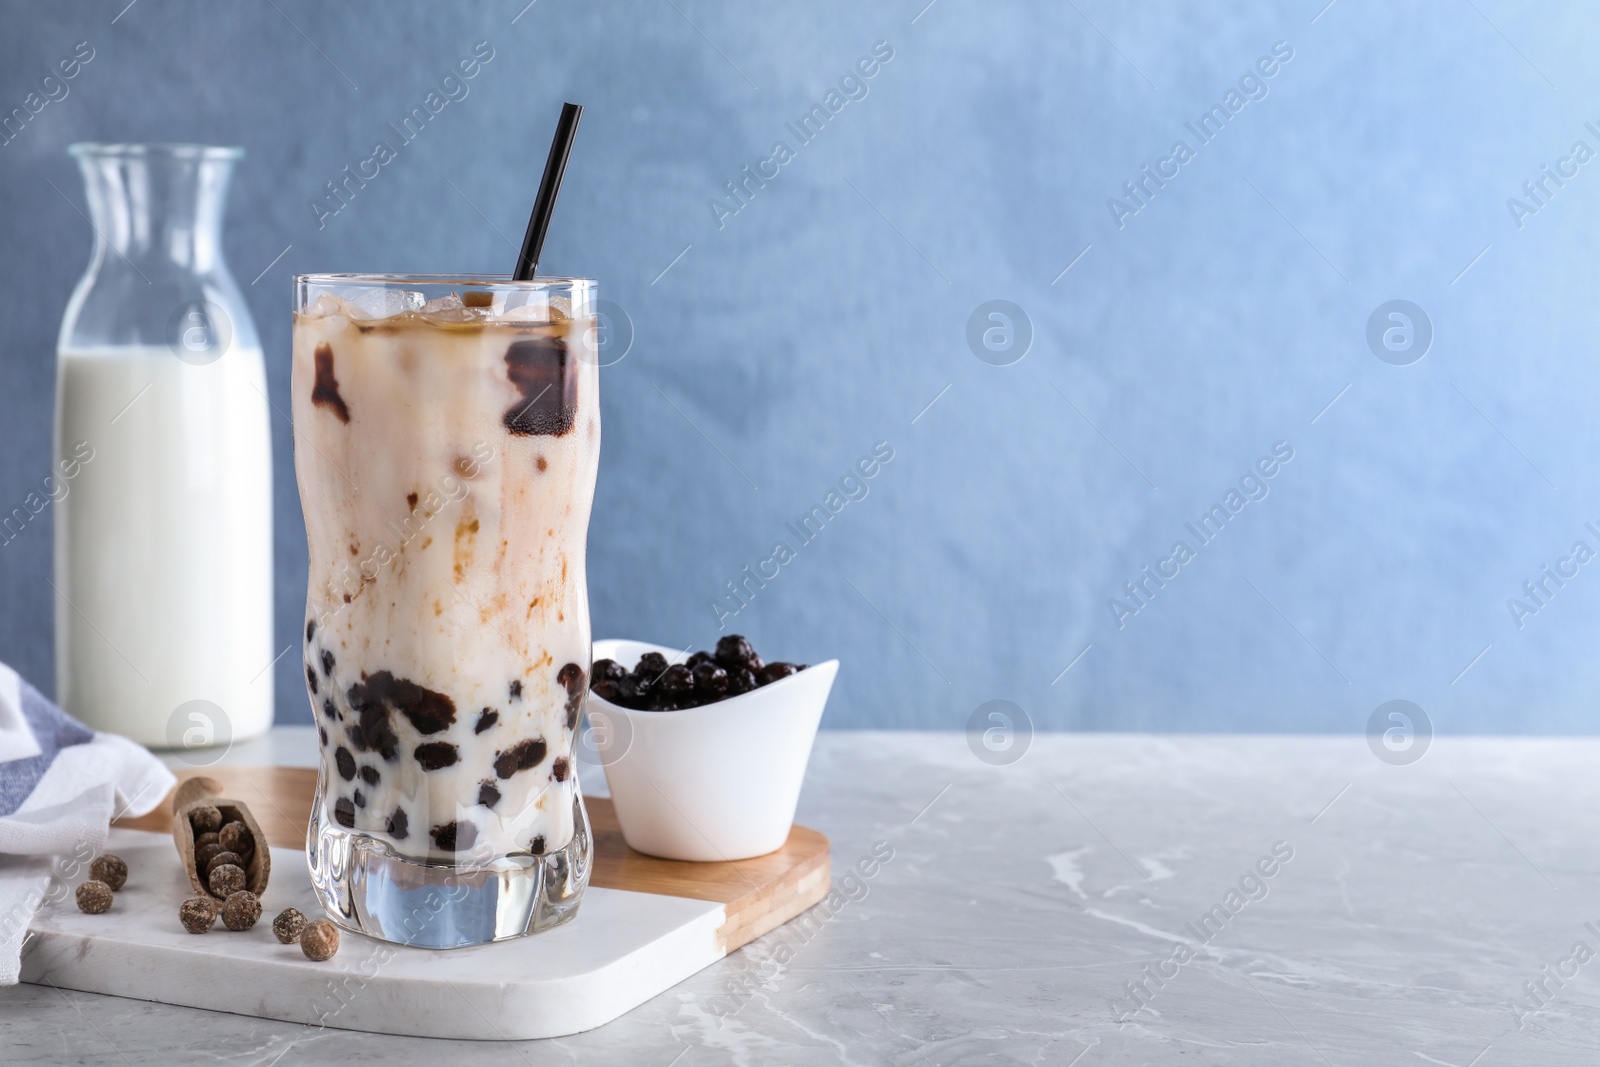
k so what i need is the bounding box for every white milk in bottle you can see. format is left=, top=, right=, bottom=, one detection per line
left=54, top=144, right=274, bottom=748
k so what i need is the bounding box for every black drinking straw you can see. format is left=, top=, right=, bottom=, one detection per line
left=514, top=102, right=583, bottom=281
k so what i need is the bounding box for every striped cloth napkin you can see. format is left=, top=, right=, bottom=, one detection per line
left=0, top=661, right=172, bottom=983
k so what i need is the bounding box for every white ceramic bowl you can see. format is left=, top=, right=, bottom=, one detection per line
left=587, top=638, right=837, bottom=862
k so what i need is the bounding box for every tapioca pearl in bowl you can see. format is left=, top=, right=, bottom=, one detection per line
left=587, top=638, right=837, bottom=862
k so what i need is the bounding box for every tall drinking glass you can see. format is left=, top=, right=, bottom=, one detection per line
left=291, top=274, right=598, bottom=947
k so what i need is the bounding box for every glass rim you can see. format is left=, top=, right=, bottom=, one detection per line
left=296, top=273, right=595, bottom=289
left=68, top=142, right=244, bottom=161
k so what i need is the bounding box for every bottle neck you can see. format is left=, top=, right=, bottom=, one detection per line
left=76, top=152, right=234, bottom=274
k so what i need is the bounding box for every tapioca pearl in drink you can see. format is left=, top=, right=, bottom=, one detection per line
left=386, top=808, right=409, bottom=839
left=348, top=671, right=457, bottom=735
left=335, top=747, right=356, bottom=780
left=346, top=671, right=457, bottom=763
left=474, top=708, right=499, bottom=733
left=502, top=335, right=577, bottom=436
left=310, top=342, right=350, bottom=423
left=494, top=738, right=548, bottom=779
left=414, top=741, right=459, bottom=770
left=431, top=820, right=477, bottom=852
left=478, top=781, right=501, bottom=808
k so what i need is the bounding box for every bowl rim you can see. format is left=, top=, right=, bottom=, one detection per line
left=589, top=638, right=838, bottom=720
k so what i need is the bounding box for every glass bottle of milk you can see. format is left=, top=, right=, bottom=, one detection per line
left=54, top=144, right=273, bottom=750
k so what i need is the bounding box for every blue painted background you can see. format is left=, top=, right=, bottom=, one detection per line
left=1, top=0, right=1597, bottom=735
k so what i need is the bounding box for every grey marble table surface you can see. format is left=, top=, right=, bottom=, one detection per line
left=4, top=728, right=1599, bottom=1065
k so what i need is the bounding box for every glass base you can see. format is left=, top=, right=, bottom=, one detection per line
left=307, top=787, right=592, bottom=949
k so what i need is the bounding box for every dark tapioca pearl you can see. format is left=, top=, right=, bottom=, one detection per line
left=715, top=635, right=761, bottom=673
left=353, top=789, right=366, bottom=808
left=726, top=667, right=757, bottom=696
left=660, top=665, right=694, bottom=700
left=475, top=708, right=499, bottom=734
left=406, top=492, right=419, bottom=510
left=431, top=820, right=477, bottom=852
left=591, top=680, right=620, bottom=702
left=551, top=757, right=570, bottom=782
left=529, top=835, right=546, bottom=856
left=321, top=698, right=337, bottom=721
left=494, top=738, right=547, bottom=779
left=686, top=651, right=714, bottom=672
left=318, top=725, right=328, bottom=746
left=610, top=676, right=642, bottom=709
left=335, top=747, right=356, bottom=781
left=346, top=722, right=369, bottom=753
left=360, top=765, right=380, bottom=786
left=321, top=649, right=335, bottom=675
left=478, top=781, right=501, bottom=809
left=414, top=742, right=459, bottom=771
left=306, top=619, right=317, bottom=643
left=592, top=659, right=627, bottom=685
left=508, top=679, right=522, bottom=701
left=502, top=335, right=576, bottom=436
left=363, top=716, right=400, bottom=762
left=756, top=662, right=800, bottom=686
left=311, top=342, right=351, bottom=423
left=333, top=798, right=355, bottom=828
left=693, top=662, right=728, bottom=700
left=557, top=662, right=586, bottom=695
left=306, top=665, right=320, bottom=695
left=386, top=808, right=409, bottom=839
left=637, top=652, right=669, bottom=679
left=346, top=672, right=456, bottom=758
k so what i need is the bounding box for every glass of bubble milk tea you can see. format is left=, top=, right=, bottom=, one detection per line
left=292, top=274, right=599, bottom=947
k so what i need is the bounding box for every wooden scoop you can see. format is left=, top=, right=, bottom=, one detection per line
left=171, top=776, right=271, bottom=899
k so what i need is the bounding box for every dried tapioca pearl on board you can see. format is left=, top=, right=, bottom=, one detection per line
left=301, top=919, right=340, bottom=961
left=180, top=896, right=217, bottom=933
left=221, top=891, right=262, bottom=931
left=90, top=854, right=127, bottom=891
left=76, top=880, right=113, bottom=914
left=272, top=907, right=308, bottom=944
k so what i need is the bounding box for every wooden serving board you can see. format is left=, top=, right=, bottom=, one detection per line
left=20, top=766, right=829, bottom=1040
